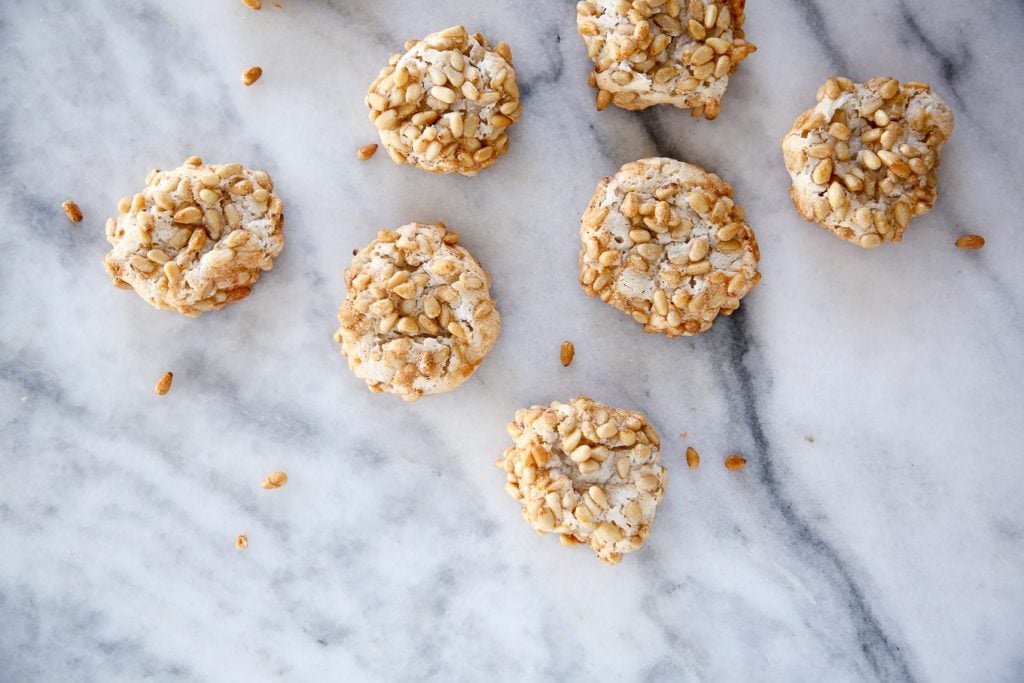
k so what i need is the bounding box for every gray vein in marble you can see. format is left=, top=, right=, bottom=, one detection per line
left=787, top=0, right=853, bottom=74
left=717, top=313, right=916, bottom=681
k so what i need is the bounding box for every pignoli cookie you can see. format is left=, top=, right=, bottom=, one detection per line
left=576, top=0, right=756, bottom=118
left=366, top=25, right=521, bottom=175
left=103, top=157, right=284, bottom=316
left=781, top=77, right=954, bottom=248
left=497, top=397, right=668, bottom=564
left=335, top=222, right=501, bottom=401
left=580, top=157, right=760, bottom=336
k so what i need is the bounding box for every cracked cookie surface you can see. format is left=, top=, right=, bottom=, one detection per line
left=366, top=25, right=520, bottom=175
left=576, top=0, right=755, bottom=117
left=497, top=396, right=668, bottom=564
left=335, top=222, right=501, bottom=401
left=580, top=157, right=760, bottom=336
left=104, top=157, right=284, bottom=316
left=782, top=77, right=954, bottom=248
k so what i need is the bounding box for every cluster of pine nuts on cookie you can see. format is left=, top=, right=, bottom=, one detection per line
left=366, top=26, right=521, bottom=175
left=335, top=222, right=500, bottom=402
left=577, top=0, right=756, bottom=117
left=580, top=158, right=761, bottom=336
left=103, top=157, right=284, bottom=316
left=498, top=398, right=668, bottom=564
left=782, top=77, right=954, bottom=247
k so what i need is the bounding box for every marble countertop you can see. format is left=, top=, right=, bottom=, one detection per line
left=2, top=1, right=1023, bottom=681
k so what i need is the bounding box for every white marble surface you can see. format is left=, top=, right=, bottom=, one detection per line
left=2, top=1, right=1023, bottom=681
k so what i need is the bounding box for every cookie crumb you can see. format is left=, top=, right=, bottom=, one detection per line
left=686, top=446, right=700, bottom=469
left=261, top=471, right=288, bottom=489
left=62, top=200, right=83, bottom=223
left=955, top=234, right=985, bottom=250
left=357, top=143, right=378, bottom=161
left=236, top=534, right=248, bottom=550
left=242, top=66, right=263, bottom=86
left=724, top=455, right=747, bottom=471
left=560, top=340, right=575, bottom=367
left=240, top=0, right=261, bottom=9
left=154, top=371, right=173, bottom=396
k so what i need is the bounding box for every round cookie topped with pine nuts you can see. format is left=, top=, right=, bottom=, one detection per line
left=334, top=222, right=501, bottom=402
left=781, top=77, right=954, bottom=248
left=580, top=157, right=760, bottom=336
left=496, top=396, right=668, bottom=565
left=576, top=0, right=756, bottom=118
left=103, top=157, right=284, bottom=316
left=366, top=25, right=521, bottom=176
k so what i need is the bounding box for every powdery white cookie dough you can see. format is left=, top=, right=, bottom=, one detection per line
left=496, top=396, right=668, bottom=565
left=366, top=25, right=521, bottom=176
left=103, top=157, right=284, bottom=316
left=580, top=157, right=760, bottom=336
left=576, top=0, right=755, bottom=118
left=334, top=222, right=501, bottom=402
left=781, top=77, right=954, bottom=248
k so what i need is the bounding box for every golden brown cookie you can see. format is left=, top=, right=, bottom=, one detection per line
left=497, top=397, right=668, bottom=564
left=103, top=157, right=284, bottom=316
left=334, top=222, right=501, bottom=401
left=576, top=0, right=756, bottom=118
left=580, top=157, right=760, bottom=336
left=366, top=26, right=521, bottom=175
left=781, top=77, right=954, bottom=248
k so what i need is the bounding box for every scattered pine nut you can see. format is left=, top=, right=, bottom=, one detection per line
left=236, top=534, right=248, bottom=550
left=242, top=66, right=263, bottom=86
left=154, top=371, right=173, bottom=396
left=261, top=471, right=288, bottom=489
left=240, top=0, right=261, bottom=9
left=724, top=455, right=747, bottom=471
left=686, top=446, right=700, bottom=469
left=560, top=340, right=575, bottom=367
left=955, top=234, right=985, bottom=250
left=62, top=200, right=83, bottom=223
left=357, top=143, right=378, bottom=160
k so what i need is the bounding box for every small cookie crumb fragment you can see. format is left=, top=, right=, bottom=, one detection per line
left=261, top=471, right=288, bottom=489
left=154, top=371, right=173, bottom=396
left=955, top=234, right=984, bottom=250
left=62, top=200, right=83, bottom=223
left=724, top=454, right=746, bottom=471
left=560, top=341, right=575, bottom=367
left=242, top=66, right=263, bottom=86
left=357, top=144, right=378, bottom=161
left=236, top=534, right=248, bottom=550
left=686, top=446, right=700, bottom=469
left=240, top=0, right=261, bottom=9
